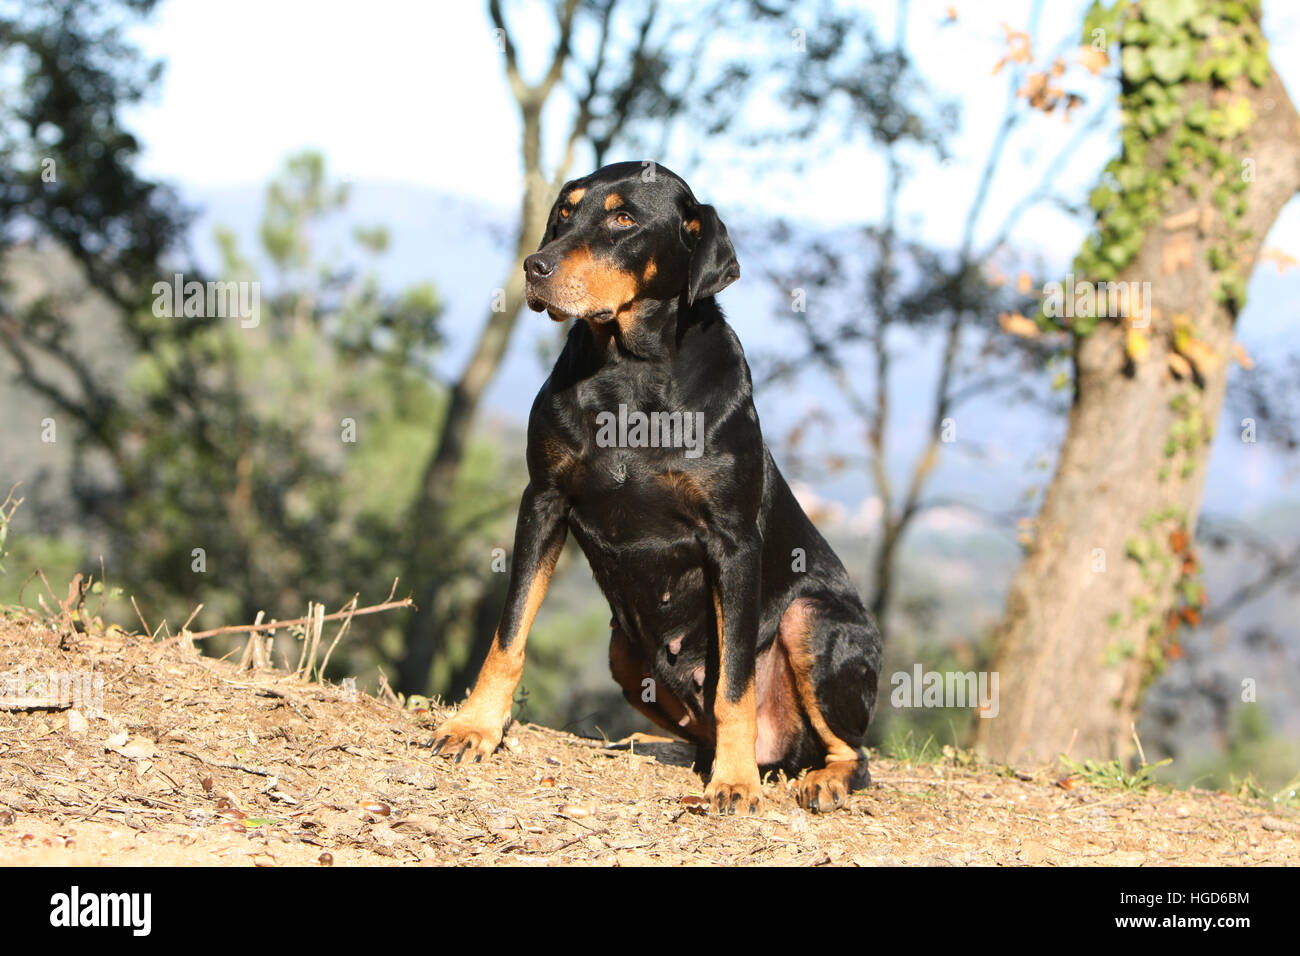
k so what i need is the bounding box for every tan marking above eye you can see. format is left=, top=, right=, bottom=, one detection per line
left=684, top=218, right=701, bottom=236
left=604, top=193, right=624, bottom=210
left=566, top=188, right=586, bottom=205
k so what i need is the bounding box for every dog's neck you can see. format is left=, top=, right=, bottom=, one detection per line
left=580, top=295, right=721, bottom=366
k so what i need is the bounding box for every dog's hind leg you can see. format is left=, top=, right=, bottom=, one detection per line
left=777, top=597, right=879, bottom=812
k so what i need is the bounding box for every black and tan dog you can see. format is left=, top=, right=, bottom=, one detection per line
left=433, top=162, right=882, bottom=814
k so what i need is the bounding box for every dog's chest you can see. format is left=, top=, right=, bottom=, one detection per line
left=547, top=389, right=715, bottom=525
left=562, top=439, right=714, bottom=544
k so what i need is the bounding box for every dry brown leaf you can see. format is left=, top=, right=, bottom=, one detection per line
left=1163, top=207, right=1201, bottom=231
left=1018, top=72, right=1066, bottom=111
left=993, top=22, right=1033, bottom=74
left=116, top=736, right=158, bottom=760
left=1198, top=204, right=1215, bottom=236
left=1259, top=247, right=1298, bottom=273
left=1161, top=236, right=1194, bottom=274
left=1077, top=45, right=1109, bottom=75
left=1180, top=338, right=1219, bottom=374
left=1167, top=352, right=1193, bottom=378
left=999, top=311, right=1040, bottom=338
left=1232, top=341, right=1254, bottom=369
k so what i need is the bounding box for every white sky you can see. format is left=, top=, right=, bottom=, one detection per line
left=122, top=0, right=1300, bottom=256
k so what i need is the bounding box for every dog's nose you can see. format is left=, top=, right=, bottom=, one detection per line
left=524, top=253, right=555, bottom=279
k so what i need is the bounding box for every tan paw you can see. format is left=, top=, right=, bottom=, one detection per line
left=431, top=715, right=504, bottom=764
left=796, top=764, right=853, bottom=813
left=704, top=774, right=762, bottom=816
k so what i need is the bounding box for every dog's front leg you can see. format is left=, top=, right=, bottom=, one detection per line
left=704, top=532, right=763, bottom=814
left=432, top=483, right=567, bottom=762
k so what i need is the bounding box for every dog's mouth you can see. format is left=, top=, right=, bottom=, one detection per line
left=551, top=308, right=617, bottom=325
left=524, top=283, right=555, bottom=316
left=526, top=281, right=617, bottom=324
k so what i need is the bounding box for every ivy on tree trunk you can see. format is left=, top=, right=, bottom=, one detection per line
left=979, top=0, right=1300, bottom=766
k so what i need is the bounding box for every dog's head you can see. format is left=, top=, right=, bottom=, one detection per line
left=523, top=161, right=739, bottom=326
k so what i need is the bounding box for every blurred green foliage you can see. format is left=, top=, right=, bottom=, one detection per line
left=1173, top=703, right=1300, bottom=795
left=117, top=150, right=533, bottom=686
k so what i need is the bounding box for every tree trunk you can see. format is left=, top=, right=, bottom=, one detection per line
left=980, top=29, right=1300, bottom=765
left=395, top=162, right=554, bottom=695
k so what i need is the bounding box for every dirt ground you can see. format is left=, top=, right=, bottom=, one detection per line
left=1, top=608, right=1296, bottom=867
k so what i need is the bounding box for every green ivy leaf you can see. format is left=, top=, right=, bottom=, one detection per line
left=1122, top=18, right=1151, bottom=44
left=1089, top=185, right=1115, bottom=212
left=1083, top=0, right=1123, bottom=46
left=1212, top=53, right=1246, bottom=83
left=1247, top=51, right=1270, bottom=85
left=1148, top=44, right=1192, bottom=83
left=1144, top=0, right=1199, bottom=34
left=1121, top=45, right=1150, bottom=82
left=1152, top=101, right=1180, bottom=128
left=1184, top=102, right=1210, bottom=128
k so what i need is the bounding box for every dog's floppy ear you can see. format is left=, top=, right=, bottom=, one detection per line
left=683, top=204, right=739, bottom=305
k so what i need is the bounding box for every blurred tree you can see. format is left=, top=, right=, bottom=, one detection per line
left=980, top=0, right=1300, bottom=765
left=752, top=0, right=1073, bottom=630
left=3, top=112, right=455, bottom=659
left=0, top=0, right=192, bottom=495
left=0, top=0, right=463, bottom=666
left=119, top=151, right=451, bottom=644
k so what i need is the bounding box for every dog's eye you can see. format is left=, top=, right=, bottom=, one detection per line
left=613, top=212, right=636, bottom=227
left=559, top=207, right=571, bottom=220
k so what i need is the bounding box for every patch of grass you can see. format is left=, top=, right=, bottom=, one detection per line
left=1174, top=705, right=1300, bottom=797
left=882, top=728, right=944, bottom=764
left=1230, top=771, right=1300, bottom=810
left=1059, top=755, right=1173, bottom=792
